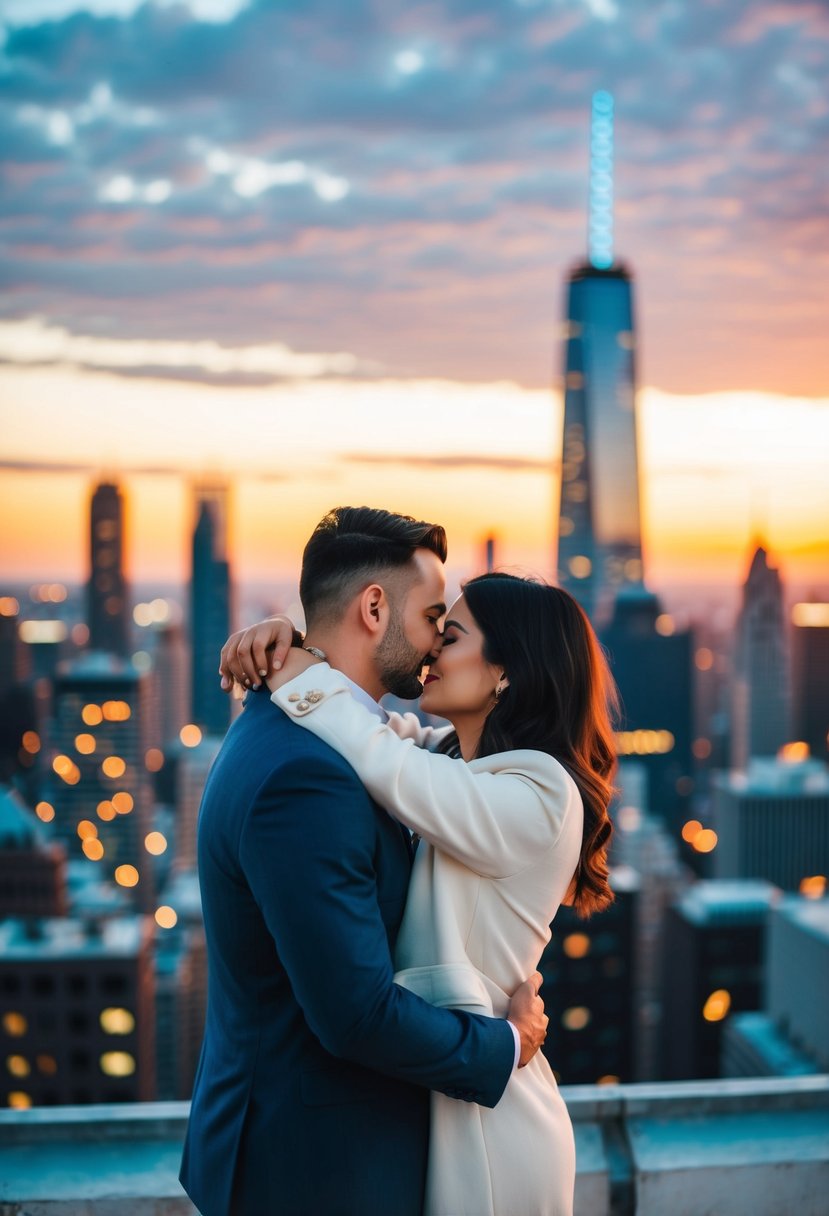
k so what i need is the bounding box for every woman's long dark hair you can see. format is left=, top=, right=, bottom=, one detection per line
left=442, top=573, right=619, bottom=918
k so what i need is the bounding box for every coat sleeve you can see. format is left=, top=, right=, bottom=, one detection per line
left=238, top=751, right=514, bottom=1106
left=271, top=667, right=579, bottom=879
left=385, top=709, right=454, bottom=752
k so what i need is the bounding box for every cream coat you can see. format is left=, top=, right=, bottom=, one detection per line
left=272, top=665, right=582, bottom=1216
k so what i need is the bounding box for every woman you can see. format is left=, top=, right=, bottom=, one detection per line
left=222, top=574, right=618, bottom=1216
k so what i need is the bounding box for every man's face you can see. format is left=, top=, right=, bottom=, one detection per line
left=375, top=548, right=446, bottom=700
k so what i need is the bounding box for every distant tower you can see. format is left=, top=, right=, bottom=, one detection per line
left=190, top=486, right=231, bottom=737
left=556, top=92, right=643, bottom=626
left=730, top=544, right=790, bottom=769
left=87, top=481, right=129, bottom=655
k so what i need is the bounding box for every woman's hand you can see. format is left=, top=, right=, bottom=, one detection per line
left=219, top=615, right=300, bottom=690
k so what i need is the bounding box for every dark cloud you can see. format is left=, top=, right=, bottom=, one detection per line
left=1, top=0, right=828, bottom=393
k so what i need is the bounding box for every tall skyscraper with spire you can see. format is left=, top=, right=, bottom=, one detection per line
left=556, top=92, right=643, bottom=626
left=731, top=543, right=790, bottom=769
left=87, top=481, right=129, bottom=655
left=190, top=484, right=231, bottom=738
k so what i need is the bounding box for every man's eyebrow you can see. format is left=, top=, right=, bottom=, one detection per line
left=444, top=618, right=469, bottom=634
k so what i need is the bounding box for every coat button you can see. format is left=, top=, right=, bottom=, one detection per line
left=296, top=701, right=310, bottom=712
left=287, top=693, right=300, bottom=702
left=306, top=691, right=323, bottom=703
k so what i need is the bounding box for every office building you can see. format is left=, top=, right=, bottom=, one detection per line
left=87, top=482, right=129, bottom=657
left=731, top=545, right=790, bottom=769
left=0, top=915, right=155, bottom=1107
left=712, top=758, right=829, bottom=891
left=791, top=601, right=829, bottom=761
left=723, top=895, right=828, bottom=1078
left=190, top=487, right=231, bottom=738
left=50, top=653, right=154, bottom=908
left=174, top=735, right=222, bottom=873
left=539, top=866, right=637, bottom=1084
left=601, top=586, right=694, bottom=831
left=610, top=762, right=689, bottom=1079
left=0, top=785, right=67, bottom=918
left=659, top=880, right=778, bottom=1080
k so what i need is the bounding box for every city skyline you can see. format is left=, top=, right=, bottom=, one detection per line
left=1, top=0, right=828, bottom=595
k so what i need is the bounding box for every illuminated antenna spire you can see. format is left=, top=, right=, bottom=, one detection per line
left=589, top=90, right=614, bottom=269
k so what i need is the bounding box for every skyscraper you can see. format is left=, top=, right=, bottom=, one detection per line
left=556, top=92, right=643, bottom=626
left=791, top=601, right=829, bottom=761
left=87, top=482, right=129, bottom=656
left=190, top=486, right=231, bottom=737
left=730, top=544, right=790, bottom=769
left=50, top=653, right=154, bottom=909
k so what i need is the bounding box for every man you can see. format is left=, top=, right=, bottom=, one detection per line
left=180, top=506, right=547, bottom=1216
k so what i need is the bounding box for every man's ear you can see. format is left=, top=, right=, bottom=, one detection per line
left=357, top=583, right=389, bottom=635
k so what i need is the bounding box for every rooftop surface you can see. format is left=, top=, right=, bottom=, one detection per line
left=0, top=914, right=147, bottom=960
left=0, top=1076, right=827, bottom=1216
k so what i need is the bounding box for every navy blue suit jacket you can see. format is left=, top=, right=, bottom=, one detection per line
left=180, top=688, right=514, bottom=1216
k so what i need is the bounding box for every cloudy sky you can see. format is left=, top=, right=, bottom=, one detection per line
left=1, top=0, right=828, bottom=600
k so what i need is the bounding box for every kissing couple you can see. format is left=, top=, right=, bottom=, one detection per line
left=180, top=505, right=618, bottom=1216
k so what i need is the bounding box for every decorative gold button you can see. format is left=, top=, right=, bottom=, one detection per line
left=287, top=693, right=300, bottom=703
left=296, top=701, right=310, bottom=712
left=306, top=691, right=323, bottom=703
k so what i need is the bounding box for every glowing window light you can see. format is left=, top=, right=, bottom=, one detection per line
left=800, top=875, right=826, bottom=900
left=681, top=819, right=702, bottom=844
left=82, top=838, right=104, bottom=861
left=597, top=1075, right=620, bottom=1086
left=112, top=791, right=134, bottom=815
left=655, top=614, right=674, bottom=637
left=53, top=754, right=72, bottom=776
left=792, top=602, right=829, bottom=627
left=35, top=802, right=55, bottom=823
left=617, top=805, right=641, bottom=833
left=559, top=517, right=575, bottom=537
left=76, top=820, right=98, bottom=841
left=569, top=556, right=592, bottom=579
left=102, top=756, right=126, bottom=779
left=6, top=1055, right=30, bottom=1078
left=563, top=933, right=591, bottom=959
left=562, top=1006, right=592, bottom=1031
left=36, top=1054, right=58, bottom=1075
left=7, top=1091, right=31, bottom=1108
left=114, top=865, right=139, bottom=888
left=615, top=730, right=675, bottom=756
left=21, top=731, right=40, bottom=754
left=144, top=831, right=167, bottom=856
left=18, top=620, right=68, bottom=644
left=180, top=724, right=203, bottom=748
left=693, top=829, right=718, bottom=854
left=97, top=800, right=116, bottom=821
left=693, top=738, right=712, bottom=761
left=695, top=648, right=714, bottom=671
left=100, top=1008, right=135, bottom=1035
left=102, top=700, right=131, bottom=722
left=155, top=905, right=178, bottom=929
left=702, top=989, right=731, bottom=1022
left=100, top=1051, right=136, bottom=1077
left=2, top=1013, right=27, bottom=1037
left=779, top=741, right=810, bottom=763
left=82, top=704, right=103, bottom=726
left=145, top=748, right=164, bottom=772
left=133, top=603, right=153, bottom=627
left=0, top=597, right=20, bottom=616
left=75, top=733, right=96, bottom=755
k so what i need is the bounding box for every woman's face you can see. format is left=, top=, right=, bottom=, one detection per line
left=419, top=595, right=503, bottom=722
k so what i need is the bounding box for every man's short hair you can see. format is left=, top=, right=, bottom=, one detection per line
left=299, top=506, right=447, bottom=627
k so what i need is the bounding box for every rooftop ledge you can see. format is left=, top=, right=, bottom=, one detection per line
left=1, top=1075, right=827, bottom=1216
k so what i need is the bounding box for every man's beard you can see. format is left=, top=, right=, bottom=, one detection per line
left=376, top=604, right=427, bottom=700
